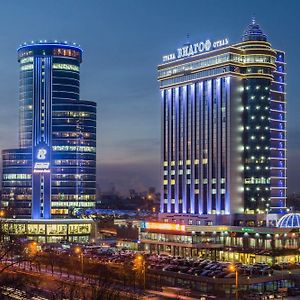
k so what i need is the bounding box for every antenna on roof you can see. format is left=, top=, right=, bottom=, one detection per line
left=186, top=33, right=190, bottom=44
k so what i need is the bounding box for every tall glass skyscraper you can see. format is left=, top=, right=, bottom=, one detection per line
left=2, top=41, right=97, bottom=219
left=158, top=19, right=286, bottom=218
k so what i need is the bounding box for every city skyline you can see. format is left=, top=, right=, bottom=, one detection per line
left=0, top=1, right=299, bottom=194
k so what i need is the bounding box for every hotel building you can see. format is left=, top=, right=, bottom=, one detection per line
left=158, top=19, right=286, bottom=223
left=1, top=41, right=97, bottom=219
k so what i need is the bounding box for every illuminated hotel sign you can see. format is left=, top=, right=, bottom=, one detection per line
left=144, top=222, right=186, bottom=232
left=241, top=227, right=255, bottom=233
left=162, top=38, right=229, bottom=62
left=33, top=148, right=50, bottom=173
left=37, top=148, right=47, bottom=160
left=53, top=48, right=81, bottom=59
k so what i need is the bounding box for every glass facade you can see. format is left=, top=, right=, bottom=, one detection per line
left=1, top=41, right=97, bottom=219
left=51, top=99, right=97, bottom=215
left=2, top=149, right=32, bottom=218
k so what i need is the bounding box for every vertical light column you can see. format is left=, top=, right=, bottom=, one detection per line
left=182, top=85, right=187, bottom=214
left=32, top=56, right=52, bottom=219
left=160, top=90, right=166, bottom=213
left=167, top=89, right=172, bottom=213
left=270, top=51, right=287, bottom=211
left=225, top=76, right=231, bottom=214
left=171, top=88, right=176, bottom=213
left=207, top=80, right=212, bottom=214
left=190, top=84, right=195, bottom=214
left=174, top=87, right=179, bottom=213
left=198, top=82, right=204, bottom=215
left=216, top=78, right=222, bottom=214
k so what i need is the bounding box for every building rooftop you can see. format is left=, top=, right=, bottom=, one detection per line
left=17, top=40, right=82, bottom=53
left=242, top=17, right=267, bottom=42
left=19, top=40, right=80, bottom=47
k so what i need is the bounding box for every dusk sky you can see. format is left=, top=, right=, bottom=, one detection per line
left=0, top=0, right=299, bottom=194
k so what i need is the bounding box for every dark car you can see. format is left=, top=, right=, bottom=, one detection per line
left=200, top=270, right=211, bottom=276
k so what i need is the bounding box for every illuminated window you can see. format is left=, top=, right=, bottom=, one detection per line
left=3, top=174, right=31, bottom=180
left=52, top=145, right=96, bottom=153
left=52, top=63, right=79, bottom=72
left=20, top=64, right=33, bottom=71
left=20, top=57, right=33, bottom=64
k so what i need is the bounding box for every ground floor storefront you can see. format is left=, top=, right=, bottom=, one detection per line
left=143, top=241, right=300, bottom=265
left=0, top=218, right=97, bottom=243
left=142, top=241, right=300, bottom=265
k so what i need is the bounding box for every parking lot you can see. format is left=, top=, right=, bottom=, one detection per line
left=147, top=255, right=274, bottom=278
left=47, top=244, right=300, bottom=280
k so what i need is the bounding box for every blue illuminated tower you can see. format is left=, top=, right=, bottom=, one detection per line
left=158, top=19, right=287, bottom=221
left=1, top=41, right=97, bottom=219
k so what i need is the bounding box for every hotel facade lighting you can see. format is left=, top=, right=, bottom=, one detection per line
left=1, top=41, right=97, bottom=219
left=158, top=19, right=287, bottom=216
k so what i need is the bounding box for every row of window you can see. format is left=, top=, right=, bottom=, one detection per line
left=53, top=111, right=95, bottom=118
left=159, top=53, right=275, bottom=78
left=3, top=174, right=31, bottom=180
left=52, top=145, right=96, bottom=152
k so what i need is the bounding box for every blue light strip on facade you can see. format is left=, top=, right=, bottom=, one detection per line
left=269, top=51, right=287, bottom=212
left=32, top=56, right=52, bottom=219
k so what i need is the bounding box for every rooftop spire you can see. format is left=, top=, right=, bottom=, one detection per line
left=242, top=17, right=267, bottom=42
left=183, top=33, right=190, bottom=46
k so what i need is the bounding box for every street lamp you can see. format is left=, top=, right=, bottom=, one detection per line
left=27, top=241, right=39, bottom=270
left=74, top=246, right=84, bottom=282
left=229, top=264, right=238, bottom=300
left=133, top=254, right=146, bottom=290
left=28, top=241, right=38, bottom=256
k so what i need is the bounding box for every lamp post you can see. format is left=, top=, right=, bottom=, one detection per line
left=74, top=246, right=84, bottom=282
left=27, top=241, right=38, bottom=270
left=133, top=254, right=145, bottom=290
left=229, top=264, right=238, bottom=300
